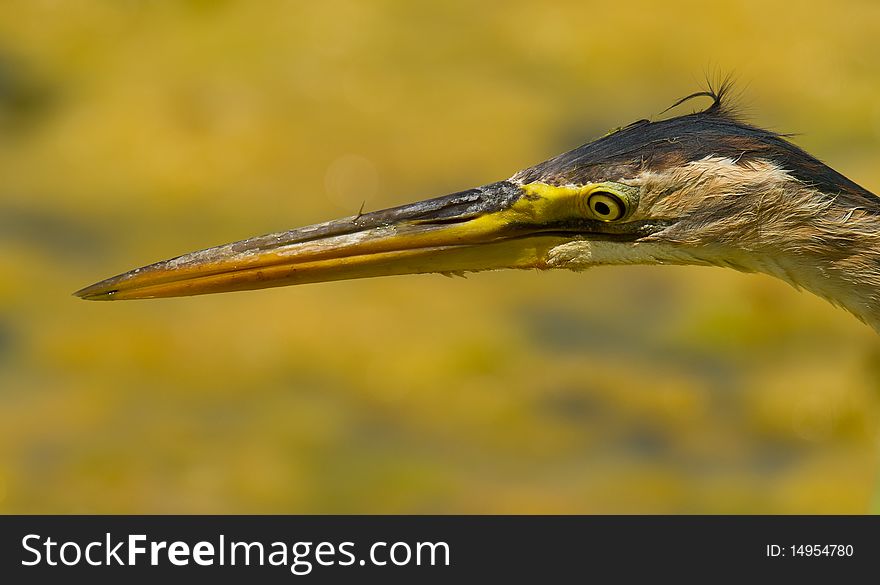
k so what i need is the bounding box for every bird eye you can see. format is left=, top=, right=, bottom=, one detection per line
left=587, top=191, right=626, bottom=221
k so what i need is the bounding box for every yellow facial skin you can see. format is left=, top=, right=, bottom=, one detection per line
left=513, top=181, right=637, bottom=224
left=75, top=181, right=638, bottom=300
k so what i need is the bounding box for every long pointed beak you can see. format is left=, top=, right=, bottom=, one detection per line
left=74, top=181, right=571, bottom=300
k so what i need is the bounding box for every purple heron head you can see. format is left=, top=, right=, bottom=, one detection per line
left=75, top=86, right=880, bottom=331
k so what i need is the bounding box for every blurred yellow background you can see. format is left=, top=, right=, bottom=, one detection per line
left=1, top=0, right=879, bottom=513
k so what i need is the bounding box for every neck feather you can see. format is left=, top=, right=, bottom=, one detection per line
left=646, top=158, right=880, bottom=330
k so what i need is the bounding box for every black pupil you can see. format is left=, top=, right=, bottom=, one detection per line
left=594, top=201, right=611, bottom=216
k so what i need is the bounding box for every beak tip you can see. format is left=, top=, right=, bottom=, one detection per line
left=73, top=282, right=119, bottom=301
